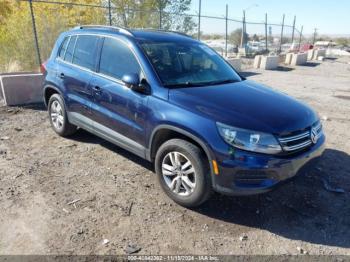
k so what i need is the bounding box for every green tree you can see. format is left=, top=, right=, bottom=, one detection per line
left=110, top=0, right=195, bottom=33
left=229, top=28, right=248, bottom=46
left=335, top=37, right=350, bottom=46
left=0, top=0, right=195, bottom=72
left=0, top=0, right=106, bottom=72
left=0, top=0, right=12, bottom=23
left=251, top=34, right=259, bottom=42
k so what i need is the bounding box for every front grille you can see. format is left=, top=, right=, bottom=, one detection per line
left=278, top=121, right=323, bottom=153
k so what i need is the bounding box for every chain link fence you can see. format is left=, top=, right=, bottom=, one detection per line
left=0, top=0, right=311, bottom=73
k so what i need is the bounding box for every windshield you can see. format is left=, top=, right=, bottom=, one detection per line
left=140, top=42, right=242, bottom=87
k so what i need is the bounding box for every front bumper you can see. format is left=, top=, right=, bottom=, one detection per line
left=212, top=135, right=325, bottom=196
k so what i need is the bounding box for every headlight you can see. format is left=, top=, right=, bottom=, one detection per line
left=217, top=122, right=282, bottom=154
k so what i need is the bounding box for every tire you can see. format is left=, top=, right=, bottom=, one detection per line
left=48, top=94, right=77, bottom=137
left=155, top=139, right=212, bottom=207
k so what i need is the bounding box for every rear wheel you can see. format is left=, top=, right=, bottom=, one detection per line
left=48, top=94, right=77, bottom=137
left=155, top=139, right=212, bottom=207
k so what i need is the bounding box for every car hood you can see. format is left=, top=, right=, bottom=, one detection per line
left=168, top=80, right=318, bottom=134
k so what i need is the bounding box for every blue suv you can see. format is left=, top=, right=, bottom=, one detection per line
left=42, top=25, right=325, bottom=207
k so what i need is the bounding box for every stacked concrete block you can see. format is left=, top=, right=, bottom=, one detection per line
left=291, top=53, right=308, bottom=66
left=307, top=49, right=326, bottom=61
left=307, top=49, right=315, bottom=61
left=227, top=58, right=242, bottom=72
left=313, top=49, right=326, bottom=60
left=238, top=48, right=246, bottom=56
left=285, top=53, right=293, bottom=65
left=260, top=56, right=279, bottom=70
left=0, top=73, right=44, bottom=106
left=253, top=55, right=262, bottom=69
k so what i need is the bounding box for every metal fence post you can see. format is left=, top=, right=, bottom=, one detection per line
left=243, top=11, right=247, bottom=55
left=265, top=13, right=268, bottom=51
left=291, top=15, right=296, bottom=43
left=225, top=4, right=228, bottom=57
left=298, top=26, right=303, bottom=52
left=28, top=0, right=42, bottom=68
left=197, top=0, right=201, bottom=40
left=159, top=10, right=162, bottom=29
left=108, top=0, right=112, bottom=26
left=240, top=10, right=245, bottom=48
left=278, top=14, right=285, bottom=54
left=159, top=0, right=162, bottom=29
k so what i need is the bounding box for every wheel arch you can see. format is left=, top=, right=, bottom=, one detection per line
left=147, top=125, right=215, bottom=179
left=43, top=84, right=63, bottom=107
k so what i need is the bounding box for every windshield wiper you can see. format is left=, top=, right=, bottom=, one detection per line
left=204, top=79, right=239, bottom=86
left=164, top=82, right=207, bottom=88
left=164, top=79, right=239, bottom=88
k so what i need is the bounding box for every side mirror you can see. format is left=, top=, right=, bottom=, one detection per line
left=122, top=73, right=140, bottom=89
left=122, top=73, right=150, bottom=95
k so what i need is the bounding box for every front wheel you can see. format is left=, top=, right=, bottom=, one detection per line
left=155, top=139, right=212, bottom=207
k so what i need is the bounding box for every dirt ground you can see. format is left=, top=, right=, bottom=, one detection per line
left=0, top=57, right=350, bottom=256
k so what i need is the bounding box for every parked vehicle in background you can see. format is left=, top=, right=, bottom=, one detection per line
left=42, top=25, right=325, bottom=207
left=300, top=44, right=314, bottom=52
left=247, top=41, right=265, bottom=53
left=314, top=41, right=336, bottom=49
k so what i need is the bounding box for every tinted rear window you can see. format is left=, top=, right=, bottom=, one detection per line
left=58, top=37, right=69, bottom=59
left=72, top=35, right=99, bottom=70
left=64, top=35, right=77, bottom=62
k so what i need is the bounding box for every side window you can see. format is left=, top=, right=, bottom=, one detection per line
left=99, top=37, right=141, bottom=79
left=58, top=37, right=69, bottom=59
left=72, top=35, right=99, bottom=70
left=64, top=35, right=77, bottom=62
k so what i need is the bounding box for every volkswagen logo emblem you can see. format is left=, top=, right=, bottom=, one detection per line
left=310, top=127, right=318, bottom=144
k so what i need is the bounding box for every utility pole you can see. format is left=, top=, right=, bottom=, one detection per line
left=291, top=15, right=296, bottom=43
left=278, top=14, right=285, bottom=54
left=298, top=26, right=303, bottom=52
left=265, top=13, right=268, bottom=51
left=313, top=28, right=318, bottom=45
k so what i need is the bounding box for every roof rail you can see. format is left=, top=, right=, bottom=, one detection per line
left=133, top=28, right=192, bottom=38
left=73, top=25, right=134, bottom=37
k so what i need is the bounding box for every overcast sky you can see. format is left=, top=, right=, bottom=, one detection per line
left=187, top=0, right=350, bottom=36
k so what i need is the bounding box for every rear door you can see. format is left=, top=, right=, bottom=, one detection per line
left=56, top=34, right=100, bottom=128
left=89, top=36, right=149, bottom=157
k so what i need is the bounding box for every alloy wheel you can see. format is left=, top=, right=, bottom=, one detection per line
left=50, top=100, right=64, bottom=130
left=161, top=151, right=196, bottom=196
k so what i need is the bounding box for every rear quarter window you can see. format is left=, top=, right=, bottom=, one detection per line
left=64, top=35, right=77, bottom=62
left=58, top=37, right=69, bottom=59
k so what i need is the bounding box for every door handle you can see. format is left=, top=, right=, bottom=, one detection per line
left=92, top=86, right=102, bottom=95
left=92, top=86, right=101, bottom=92
left=59, top=73, right=65, bottom=79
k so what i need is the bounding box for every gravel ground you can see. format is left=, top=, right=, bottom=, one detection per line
left=0, top=57, right=349, bottom=255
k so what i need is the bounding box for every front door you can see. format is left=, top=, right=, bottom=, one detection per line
left=90, top=36, right=149, bottom=157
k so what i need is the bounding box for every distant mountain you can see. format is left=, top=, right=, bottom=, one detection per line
left=304, top=34, right=350, bottom=38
